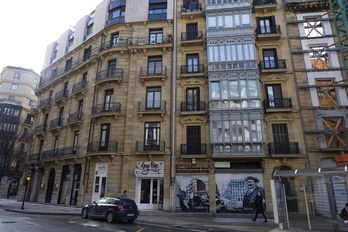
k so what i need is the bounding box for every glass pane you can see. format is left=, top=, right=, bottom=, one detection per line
left=141, top=179, right=151, bottom=204
left=211, top=82, right=220, bottom=99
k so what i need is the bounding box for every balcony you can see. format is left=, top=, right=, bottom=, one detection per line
left=137, top=101, right=167, bottom=120
left=20, top=130, right=34, bottom=141
left=28, top=153, right=40, bottom=162
left=91, top=102, right=121, bottom=119
left=180, top=102, right=207, bottom=115
left=212, top=143, right=264, bottom=156
left=268, top=142, right=300, bottom=157
left=263, top=98, right=293, bottom=113
left=253, top=0, right=277, bottom=12
left=22, top=119, right=34, bottom=126
left=38, top=97, right=51, bottom=112
left=71, top=81, right=87, bottom=99
left=95, top=68, right=124, bottom=85
left=259, top=59, right=287, bottom=73
left=139, top=66, right=167, bottom=83
left=135, top=140, right=166, bottom=155
left=40, top=148, right=78, bottom=161
left=180, top=144, right=207, bottom=156
left=87, top=141, right=118, bottom=153
left=181, top=2, right=203, bottom=19
left=30, top=105, right=39, bottom=115
left=99, top=40, right=128, bottom=53
left=48, top=118, right=64, bottom=132
left=127, top=36, right=173, bottom=50
left=54, top=90, right=68, bottom=105
left=181, top=31, right=204, bottom=46
left=34, top=124, right=46, bottom=138
left=180, top=64, right=205, bottom=78
left=105, top=16, right=125, bottom=28
left=67, top=111, right=83, bottom=127
left=255, top=25, right=281, bottom=40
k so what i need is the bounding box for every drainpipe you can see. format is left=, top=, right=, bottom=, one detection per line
left=170, top=0, right=178, bottom=212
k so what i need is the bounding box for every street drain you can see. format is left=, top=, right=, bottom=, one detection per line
left=2, top=221, right=16, bottom=224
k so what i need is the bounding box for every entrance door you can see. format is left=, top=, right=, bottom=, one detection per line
left=272, top=124, right=290, bottom=154
left=45, top=169, right=55, bottom=203
left=187, top=126, right=201, bottom=154
left=92, top=162, right=108, bottom=203
left=139, top=178, right=163, bottom=210
left=70, top=164, right=81, bottom=205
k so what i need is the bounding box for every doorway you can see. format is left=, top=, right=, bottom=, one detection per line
left=45, top=169, right=55, bottom=203
left=92, top=162, right=108, bottom=203
left=139, top=178, right=163, bottom=210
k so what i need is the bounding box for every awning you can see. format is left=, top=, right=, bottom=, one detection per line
left=273, top=166, right=348, bottom=177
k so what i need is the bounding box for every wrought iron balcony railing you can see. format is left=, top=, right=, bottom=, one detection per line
left=181, top=102, right=206, bottom=111
left=91, top=102, right=121, bottom=115
left=259, top=59, right=287, bottom=70
left=54, top=90, right=68, bottom=102
left=72, top=81, right=87, bottom=93
left=268, top=142, right=300, bottom=155
left=181, top=31, right=203, bottom=41
left=96, top=68, right=124, bottom=82
left=140, top=66, right=167, bottom=76
left=135, top=140, right=166, bottom=152
left=38, top=98, right=51, bottom=109
left=49, top=118, right=63, bottom=128
left=181, top=144, right=207, bottom=155
left=181, top=2, right=202, bottom=12
left=67, top=111, right=82, bottom=123
left=263, top=98, right=293, bottom=109
left=87, top=141, right=118, bottom=152
left=180, top=64, right=205, bottom=74
left=255, top=25, right=281, bottom=35
left=138, top=101, right=166, bottom=112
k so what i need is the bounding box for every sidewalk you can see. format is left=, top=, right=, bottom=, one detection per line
left=0, top=197, right=344, bottom=232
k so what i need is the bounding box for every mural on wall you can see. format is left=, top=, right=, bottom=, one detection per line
left=215, top=173, right=264, bottom=213
left=176, top=175, right=209, bottom=212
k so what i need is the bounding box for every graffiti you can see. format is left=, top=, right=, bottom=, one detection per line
left=216, top=173, right=264, bottom=213
left=176, top=176, right=210, bottom=212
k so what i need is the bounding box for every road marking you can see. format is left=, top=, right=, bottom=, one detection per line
left=136, top=228, right=145, bottom=232
left=99, top=228, right=126, bottom=232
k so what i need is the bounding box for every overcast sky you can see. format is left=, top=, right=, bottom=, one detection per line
left=0, top=0, right=103, bottom=74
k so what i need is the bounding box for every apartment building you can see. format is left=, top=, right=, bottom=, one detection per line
left=0, top=66, right=40, bottom=197
left=26, top=0, right=174, bottom=209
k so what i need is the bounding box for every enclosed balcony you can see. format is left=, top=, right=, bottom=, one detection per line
left=67, top=111, right=83, bottom=127
left=71, top=81, right=87, bottom=99
left=38, top=97, right=51, bottom=112
left=139, top=66, right=167, bottom=82
left=181, top=31, right=204, bottom=46
left=255, top=25, right=281, bottom=40
left=268, top=142, right=300, bottom=157
left=54, top=90, right=68, bottom=105
left=180, top=101, right=207, bottom=115
left=263, top=98, right=293, bottom=113
left=48, top=118, right=64, bottom=132
left=253, top=0, right=277, bottom=12
left=259, top=59, right=287, bottom=73
left=180, top=64, right=205, bottom=78
left=87, top=141, right=118, bottom=153
left=135, top=140, right=166, bottom=155
left=137, top=100, right=166, bottom=120
left=180, top=144, right=207, bottom=156
left=95, top=69, right=124, bottom=85
left=91, top=102, right=121, bottom=119
left=181, top=1, right=203, bottom=19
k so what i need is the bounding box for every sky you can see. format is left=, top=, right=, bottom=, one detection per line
left=0, top=0, right=103, bottom=74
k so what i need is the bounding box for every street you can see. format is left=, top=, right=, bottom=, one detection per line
left=0, top=209, right=214, bottom=232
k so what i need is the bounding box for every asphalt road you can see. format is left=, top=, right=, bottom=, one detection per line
left=0, top=209, right=216, bottom=232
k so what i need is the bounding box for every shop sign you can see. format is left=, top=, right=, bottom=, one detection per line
left=135, top=161, right=164, bottom=177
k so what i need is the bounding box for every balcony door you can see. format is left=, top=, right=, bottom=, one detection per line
left=144, top=122, right=160, bottom=151
left=257, top=16, right=275, bottom=34
left=186, top=87, right=200, bottom=111
left=187, top=126, right=201, bottom=154
left=272, top=124, right=290, bottom=154
left=104, top=89, right=114, bottom=111
left=186, top=23, right=198, bottom=40
left=146, top=87, right=161, bottom=110
left=187, top=54, right=199, bottom=73
left=148, top=56, right=162, bottom=75
left=263, top=49, right=277, bottom=68
left=266, top=84, right=283, bottom=108
left=99, top=124, right=110, bottom=151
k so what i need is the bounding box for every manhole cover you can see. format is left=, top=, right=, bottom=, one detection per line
left=2, top=221, right=16, bottom=224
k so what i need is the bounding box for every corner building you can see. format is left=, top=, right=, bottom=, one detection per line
left=26, top=0, right=174, bottom=210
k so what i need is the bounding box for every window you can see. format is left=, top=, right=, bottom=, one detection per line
left=144, top=122, right=160, bottom=151
left=68, top=36, right=74, bottom=47
left=146, top=87, right=161, bottom=110
left=11, top=84, right=18, bottom=90
left=208, top=44, right=255, bottom=63
left=104, top=89, right=114, bottom=111
left=54, top=136, right=59, bottom=150
left=256, top=16, right=276, bottom=34
left=86, top=23, right=93, bottom=37
left=309, top=46, right=330, bottom=69
left=322, top=117, right=346, bottom=148
left=73, top=131, right=79, bottom=153
left=149, top=29, right=163, bottom=44
left=110, top=33, right=119, bottom=47
left=148, top=2, right=167, bottom=20
left=78, top=99, right=83, bottom=118
left=107, top=59, right=116, bottom=77
left=207, top=13, right=251, bottom=30
left=263, top=49, right=277, bottom=68
left=186, top=87, right=200, bottom=111
left=187, top=126, right=202, bottom=154
left=272, top=124, right=291, bottom=154
left=58, top=107, right=64, bottom=126
left=8, top=96, right=15, bottom=102
left=83, top=46, right=91, bottom=61
left=186, top=23, right=199, bottom=40
left=186, top=54, right=199, bottom=73
left=31, top=90, right=35, bottom=96
left=99, top=124, right=110, bottom=151
left=110, top=7, right=125, bottom=19
left=13, top=73, right=20, bottom=81
left=266, top=84, right=283, bottom=108
left=33, top=79, right=38, bottom=89
left=315, top=79, right=338, bottom=107
left=148, top=56, right=162, bottom=75
left=65, top=57, right=72, bottom=71
left=304, top=18, right=324, bottom=38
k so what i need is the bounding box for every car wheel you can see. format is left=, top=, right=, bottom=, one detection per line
left=81, top=209, right=88, bottom=219
left=106, top=212, right=115, bottom=223
left=127, top=219, right=135, bottom=223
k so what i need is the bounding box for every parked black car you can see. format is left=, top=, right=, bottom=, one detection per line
left=81, top=197, right=139, bottom=223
